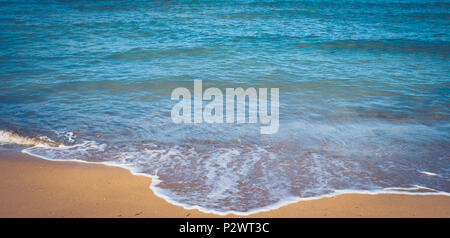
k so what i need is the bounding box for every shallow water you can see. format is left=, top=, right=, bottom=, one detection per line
left=0, top=0, right=449, bottom=213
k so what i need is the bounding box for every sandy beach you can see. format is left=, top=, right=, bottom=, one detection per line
left=0, top=151, right=448, bottom=218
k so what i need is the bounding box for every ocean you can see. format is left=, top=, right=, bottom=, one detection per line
left=0, top=0, right=449, bottom=214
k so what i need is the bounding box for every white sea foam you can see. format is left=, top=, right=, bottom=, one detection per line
left=418, top=170, right=439, bottom=177
left=384, top=185, right=437, bottom=192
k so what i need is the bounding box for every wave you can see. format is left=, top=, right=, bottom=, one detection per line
left=0, top=130, right=58, bottom=147
left=105, top=47, right=217, bottom=60
left=296, top=39, right=450, bottom=57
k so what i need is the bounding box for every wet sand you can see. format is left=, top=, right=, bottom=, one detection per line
left=0, top=151, right=448, bottom=218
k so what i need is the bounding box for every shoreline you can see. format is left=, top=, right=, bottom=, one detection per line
left=0, top=150, right=449, bottom=218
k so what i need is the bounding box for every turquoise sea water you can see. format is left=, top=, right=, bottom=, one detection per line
left=0, top=0, right=449, bottom=213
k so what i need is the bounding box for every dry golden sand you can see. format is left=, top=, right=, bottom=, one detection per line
left=0, top=151, right=449, bottom=218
